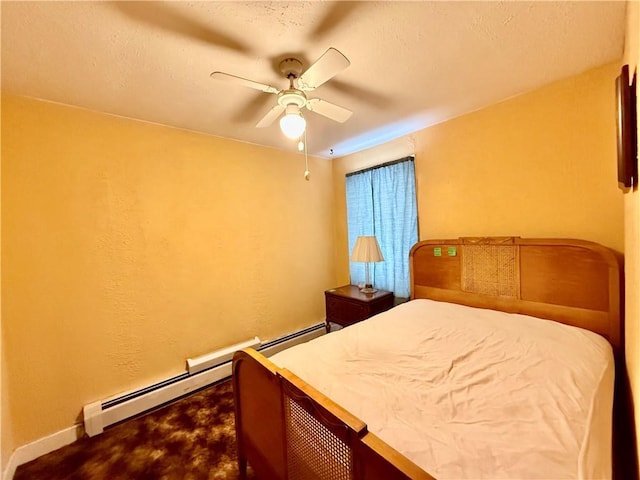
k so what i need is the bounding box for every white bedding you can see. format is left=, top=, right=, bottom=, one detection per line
left=270, top=299, right=614, bottom=479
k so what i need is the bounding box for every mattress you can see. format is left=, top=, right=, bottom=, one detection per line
left=270, top=299, right=614, bottom=479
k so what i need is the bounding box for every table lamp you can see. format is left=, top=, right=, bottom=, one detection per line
left=350, top=236, right=384, bottom=293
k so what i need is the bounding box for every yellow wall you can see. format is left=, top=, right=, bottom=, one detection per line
left=623, top=0, right=640, bottom=473
left=334, top=62, right=623, bottom=284
left=1, top=94, right=335, bottom=451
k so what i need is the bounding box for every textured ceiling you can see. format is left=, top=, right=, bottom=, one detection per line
left=1, top=1, right=627, bottom=158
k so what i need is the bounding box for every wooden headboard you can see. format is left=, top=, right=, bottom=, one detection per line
left=410, top=237, right=623, bottom=353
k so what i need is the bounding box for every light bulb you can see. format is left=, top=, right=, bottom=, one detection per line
left=298, top=140, right=304, bottom=151
left=280, top=110, right=306, bottom=140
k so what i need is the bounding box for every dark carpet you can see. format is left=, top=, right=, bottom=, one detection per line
left=15, top=379, right=254, bottom=479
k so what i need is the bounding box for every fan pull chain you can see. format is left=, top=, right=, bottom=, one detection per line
left=303, top=129, right=310, bottom=181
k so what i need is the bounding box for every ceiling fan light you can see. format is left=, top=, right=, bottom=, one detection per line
left=280, top=106, right=306, bottom=139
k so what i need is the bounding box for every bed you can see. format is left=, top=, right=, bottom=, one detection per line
left=232, top=237, right=623, bottom=480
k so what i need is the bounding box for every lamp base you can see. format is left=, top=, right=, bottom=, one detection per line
left=360, top=284, right=378, bottom=294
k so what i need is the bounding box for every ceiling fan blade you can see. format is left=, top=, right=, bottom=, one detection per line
left=305, top=98, right=353, bottom=123
left=210, top=72, right=280, bottom=94
left=113, top=2, right=251, bottom=54
left=231, top=93, right=275, bottom=123
left=298, top=48, right=350, bottom=91
left=256, top=104, right=285, bottom=128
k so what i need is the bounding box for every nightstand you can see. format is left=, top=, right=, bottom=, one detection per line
left=324, top=285, right=394, bottom=333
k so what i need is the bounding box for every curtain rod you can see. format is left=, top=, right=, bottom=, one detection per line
left=345, top=155, right=414, bottom=177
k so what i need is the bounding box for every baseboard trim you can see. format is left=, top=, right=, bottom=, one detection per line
left=3, top=425, right=80, bottom=480
left=2, top=323, right=325, bottom=479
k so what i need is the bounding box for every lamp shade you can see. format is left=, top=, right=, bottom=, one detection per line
left=350, top=236, right=384, bottom=263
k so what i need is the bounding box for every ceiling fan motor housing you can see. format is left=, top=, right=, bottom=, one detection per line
left=279, top=57, right=304, bottom=78
left=278, top=89, right=307, bottom=109
left=278, top=58, right=307, bottom=109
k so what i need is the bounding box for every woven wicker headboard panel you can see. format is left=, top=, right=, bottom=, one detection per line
left=460, top=237, right=520, bottom=298
left=410, top=237, right=623, bottom=352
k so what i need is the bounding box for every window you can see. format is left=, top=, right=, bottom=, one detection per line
left=345, top=157, right=418, bottom=298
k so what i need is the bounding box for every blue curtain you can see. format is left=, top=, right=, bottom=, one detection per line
left=346, top=170, right=373, bottom=286
left=346, top=158, right=418, bottom=297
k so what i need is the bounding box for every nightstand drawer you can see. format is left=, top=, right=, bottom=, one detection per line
left=326, top=296, right=370, bottom=326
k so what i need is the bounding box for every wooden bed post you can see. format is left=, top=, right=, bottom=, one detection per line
left=233, top=349, right=287, bottom=480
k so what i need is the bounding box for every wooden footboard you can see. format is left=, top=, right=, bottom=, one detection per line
left=232, top=348, right=435, bottom=480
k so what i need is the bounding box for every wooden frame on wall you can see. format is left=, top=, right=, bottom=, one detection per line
left=616, top=64, right=638, bottom=191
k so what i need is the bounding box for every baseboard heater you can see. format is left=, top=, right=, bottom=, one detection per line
left=83, top=323, right=324, bottom=437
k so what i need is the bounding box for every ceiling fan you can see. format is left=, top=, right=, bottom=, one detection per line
left=210, top=48, right=353, bottom=140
